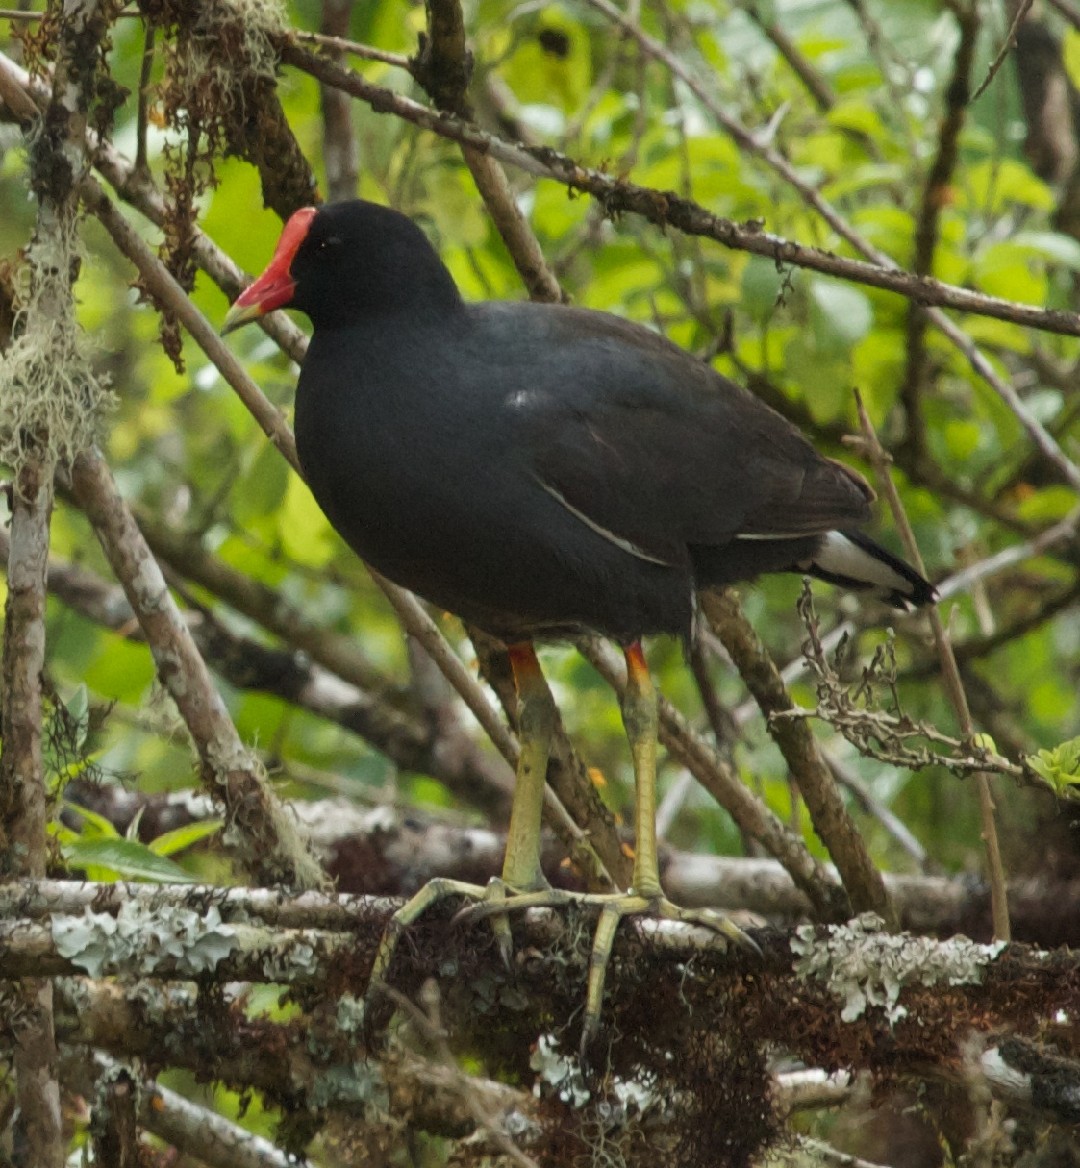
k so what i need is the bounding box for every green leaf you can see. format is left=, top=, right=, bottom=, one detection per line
left=809, top=279, right=873, bottom=353
left=1027, top=737, right=1080, bottom=796
left=280, top=475, right=338, bottom=566
left=971, top=240, right=1048, bottom=304
left=148, top=819, right=224, bottom=857
left=1065, top=29, right=1080, bottom=92
left=64, top=684, right=90, bottom=750
left=1011, top=230, right=1080, bottom=271
left=740, top=256, right=787, bottom=322
left=65, top=801, right=121, bottom=839
left=62, top=837, right=199, bottom=883
left=960, top=159, right=1054, bottom=215
left=825, top=96, right=884, bottom=138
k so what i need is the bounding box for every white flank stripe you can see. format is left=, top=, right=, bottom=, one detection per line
left=537, top=479, right=673, bottom=566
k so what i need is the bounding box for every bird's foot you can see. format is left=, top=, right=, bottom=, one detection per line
left=366, top=875, right=560, bottom=1005
left=578, top=891, right=759, bottom=1062
left=461, top=885, right=758, bottom=1061
left=451, top=879, right=579, bottom=952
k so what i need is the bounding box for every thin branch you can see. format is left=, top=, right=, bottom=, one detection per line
left=935, top=506, right=1080, bottom=601
left=416, top=0, right=565, bottom=303
left=268, top=42, right=1080, bottom=340
left=899, top=1, right=978, bottom=463
left=740, top=1, right=836, bottom=112
left=318, top=0, right=360, bottom=203
left=853, top=393, right=1011, bottom=942
left=294, top=27, right=412, bottom=70
left=701, top=590, right=895, bottom=926
left=972, top=0, right=1035, bottom=103
left=66, top=448, right=327, bottom=891
left=1047, top=0, right=1080, bottom=31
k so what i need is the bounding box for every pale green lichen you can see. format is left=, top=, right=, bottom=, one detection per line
left=0, top=219, right=113, bottom=475
left=791, top=913, right=1007, bottom=1025
left=51, top=902, right=237, bottom=978
left=309, top=1062, right=386, bottom=1112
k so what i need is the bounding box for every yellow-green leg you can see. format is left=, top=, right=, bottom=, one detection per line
left=366, top=642, right=558, bottom=992
left=580, top=643, right=756, bottom=1054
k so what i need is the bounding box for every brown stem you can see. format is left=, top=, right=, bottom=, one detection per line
left=67, top=448, right=326, bottom=892
left=319, top=0, right=360, bottom=203
left=701, top=589, right=895, bottom=927
left=899, top=1, right=978, bottom=463
left=854, top=391, right=1011, bottom=941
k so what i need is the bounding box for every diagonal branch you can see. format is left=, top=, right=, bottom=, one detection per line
left=701, top=589, right=895, bottom=927
left=66, top=447, right=327, bottom=891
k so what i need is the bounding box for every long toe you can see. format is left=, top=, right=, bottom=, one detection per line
left=577, top=893, right=756, bottom=1061
left=366, top=877, right=492, bottom=998
left=655, top=899, right=762, bottom=955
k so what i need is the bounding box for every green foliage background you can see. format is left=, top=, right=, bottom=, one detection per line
left=2, top=0, right=1078, bottom=883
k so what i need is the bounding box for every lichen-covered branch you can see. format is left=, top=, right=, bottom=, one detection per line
left=0, top=3, right=116, bottom=1164
left=67, top=448, right=326, bottom=891
left=3, top=883, right=1078, bottom=1166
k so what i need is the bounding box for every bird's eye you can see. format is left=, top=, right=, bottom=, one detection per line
left=318, top=235, right=343, bottom=252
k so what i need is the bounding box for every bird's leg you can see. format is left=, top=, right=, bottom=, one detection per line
left=473, top=642, right=559, bottom=962
left=500, top=643, right=556, bottom=891
left=579, top=642, right=756, bottom=1055
left=365, top=642, right=559, bottom=996
left=623, top=642, right=663, bottom=899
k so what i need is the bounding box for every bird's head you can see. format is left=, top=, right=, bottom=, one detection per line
left=221, top=200, right=460, bottom=335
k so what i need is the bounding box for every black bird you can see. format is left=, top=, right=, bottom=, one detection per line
left=223, top=199, right=935, bottom=1042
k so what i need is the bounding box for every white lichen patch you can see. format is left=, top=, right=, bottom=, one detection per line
left=530, top=1033, right=592, bottom=1107
left=0, top=219, right=113, bottom=475
left=51, top=902, right=237, bottom=979
left=791, top=913, right=1007, bottom=1025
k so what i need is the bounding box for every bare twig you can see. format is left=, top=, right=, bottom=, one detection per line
left=899, top=2, right=978, bottom=462
left=318, top=0, right=360, bottom=203
left=935, top=507, right=1080, bottom=600
left=294, top=27, right=412, bottom=69
left=701, top=590, right=895, bottom=926
left=853, top=393, right=1011, bottom=941
left=416, top=0, right=565, bottom=303
left=972, top=0, right=1034, bottom=103
left=1046, top=0, right=1080, bottom=31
